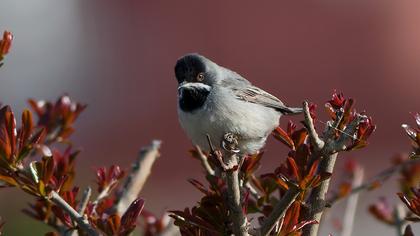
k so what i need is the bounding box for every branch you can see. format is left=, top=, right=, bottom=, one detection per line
left=245, top=181, right=261, bottom=199
left=303, top=101, right=324, bottom=151
left=49, top=191, right=99, bottom=236
left=222, top=133, right=249, bottom=236
left=77, top=187, right=92, bottom=215
left=394, top=203, right=406, bottom=236
left=341, top=167, right=364, bottom=236
left=328, top=115, right=365, bottom=153
left=115, top=140, right=161, bottom=215
left=195, top=145, right=215, bottom=176
left=94, top=184, right=112, bottom=204
left=259, top=183, right=302, bottom=236
left=303, top=114, right=365, bottom=236
left=302, top=152, right=338, bottom=236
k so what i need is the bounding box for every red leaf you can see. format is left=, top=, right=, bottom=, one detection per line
left=337, top=98, right=354, bottom=131
left=241, top=152, right=263, bottom=175
left=120, top=198, right=145, bottom=235
left=280, top=202, right=301, bottom=236
left=273, top=127, right=295, bottom=150
left=0, top=31, right=13, bottom=55
left=403, top=225, right=414, bottom=236
left=0, top=106, right=16, bottom=161
left=188, top=179, right=210, bottom=195
left=18, top=109, right=33, bottom=150
left=328, top=91, right=346, bottom=109
left=291, top=128, right=308, bottom=148
left=286, top=157, right=300, bottom=181
left=307, top=160, right=319, bottom=178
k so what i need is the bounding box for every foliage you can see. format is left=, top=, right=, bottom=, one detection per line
left=0, top=94, right=144, bottom=235
left=0, top=28, right=418, bottom=236
left=368, top=114, right=420, bottom=234
left=171, top=91, right=376, bottom=236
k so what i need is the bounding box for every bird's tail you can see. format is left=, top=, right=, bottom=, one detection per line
left=277, top=106, right=303, bottom=115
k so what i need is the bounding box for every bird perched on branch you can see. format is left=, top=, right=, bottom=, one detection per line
left=175, top=53, right=302, bottom=155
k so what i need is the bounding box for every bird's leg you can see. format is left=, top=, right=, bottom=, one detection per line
left=206, top=134, right=216, bottom=154
left=205, top=133, right=230, bottom=171
left=221, top=133, right=242, bottom=170
left=222, top=133, right=240, bottom=154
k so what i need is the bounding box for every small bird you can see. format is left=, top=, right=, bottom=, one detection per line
left=175, top=53, right=302, bottom=155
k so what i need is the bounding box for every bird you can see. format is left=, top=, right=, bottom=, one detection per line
left=175, top=53, right=303, bottom=155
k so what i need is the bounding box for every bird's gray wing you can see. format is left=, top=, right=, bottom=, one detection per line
left=232, top=86, right=303, bottom=114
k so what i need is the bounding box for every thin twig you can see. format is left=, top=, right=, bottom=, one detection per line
left=341, top=167, right=364, bottom=236
left=303, top=101, right=324, bottom=151
left=94, top=184, right=112, bottom=205
left=115, top=140, right=161, bottom=215
left=49, top=191, right=99, bottom=236
left=195, top=145, right=215, bottom=176
left=245, top=182, right=261, bottom=199
left=328, top=158, right=420, bottom=205
left=259, top=183, right=302, bottom=236
left=77, top=187, right=92, bottom=215
left=329, top=115, right=365, bottom=153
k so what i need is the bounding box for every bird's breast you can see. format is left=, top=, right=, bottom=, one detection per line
left=177, top=86, right=281, bottom=154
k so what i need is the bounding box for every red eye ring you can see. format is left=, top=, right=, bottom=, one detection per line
left=197, top=73, right=205, bottom=81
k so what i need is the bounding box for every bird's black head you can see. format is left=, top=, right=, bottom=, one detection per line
left=175, top=53, right=212, bottom=84
left=175, top=53, right=216, bottom=112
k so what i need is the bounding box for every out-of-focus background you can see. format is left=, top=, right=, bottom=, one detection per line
left=0, top=0, right=419, bottom=235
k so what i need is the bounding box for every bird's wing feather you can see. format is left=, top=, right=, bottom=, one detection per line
left=232, top=86, right=303, bottom=114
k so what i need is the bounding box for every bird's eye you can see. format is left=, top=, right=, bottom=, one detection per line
left=196, top=73, right=205, bottom=81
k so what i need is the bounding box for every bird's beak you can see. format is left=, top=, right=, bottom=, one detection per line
left=178, top=82, right=211, bottom=96
left=177, top=82, right=186, bottom=96
left=178, top=81, right=187, bottom=90
left=178, top=81, right=185, bottom=96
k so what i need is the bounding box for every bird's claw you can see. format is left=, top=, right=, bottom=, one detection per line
left=222, top=133, right=240, bottom=153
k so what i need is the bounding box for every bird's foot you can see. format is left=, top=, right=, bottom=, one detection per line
left=222, top=133, right=240, bottom=154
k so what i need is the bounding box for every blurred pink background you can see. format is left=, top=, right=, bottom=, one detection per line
left=0, top=0, right=419, bottom=235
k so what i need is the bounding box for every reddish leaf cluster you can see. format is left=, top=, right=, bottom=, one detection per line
left=325, top=92, right=376, bottom=151
left=170, top=176, right=230, bottom=235
left=0, top=31, right=12, bottom=67
left=28, top=96, right=86, bottom=143
left=369, top=113, right=420, bottom=230
left=278, top=202, right=317, bottom=236
left=0, top=106, right=45, bottom=177
left=96, top=165, right=125, bottom=193
left=52, top=187, right=80, bottom=227
left=393, top=154, right=420, bottom=195
left=402, top=113, right=420, bottom=156
left=272, top=121, right=330, bottom=193
left=24, top=157, right=143, bottom=235
left=92, top=198, right=145, bottom=236
left=398, top=188, right=420, bottom=221
left=0, top=95, right=149, bottom=235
